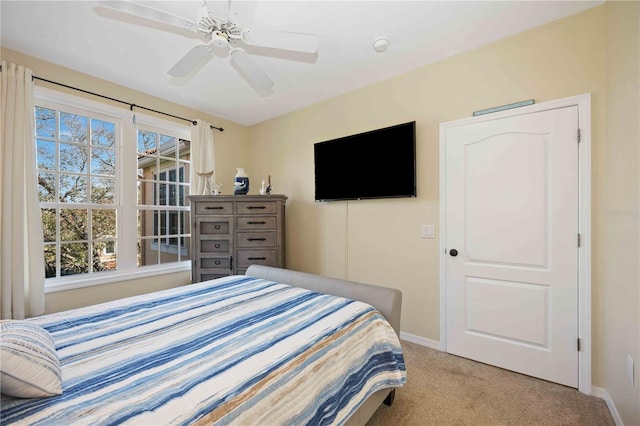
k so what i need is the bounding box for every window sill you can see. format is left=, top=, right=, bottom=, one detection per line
left=44, top=263, right=191, bottom=294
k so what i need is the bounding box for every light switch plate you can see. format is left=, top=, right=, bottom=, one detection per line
left=421, top=225, right=435, bottom=239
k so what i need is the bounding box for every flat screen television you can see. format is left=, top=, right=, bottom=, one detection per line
left=314, top=121, right=416, bottom=202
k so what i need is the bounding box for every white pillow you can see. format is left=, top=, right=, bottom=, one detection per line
left=0, top=320, right=62, bottom=398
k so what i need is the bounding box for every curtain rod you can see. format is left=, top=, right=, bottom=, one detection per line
left=0, top=65, right=224, bottom=132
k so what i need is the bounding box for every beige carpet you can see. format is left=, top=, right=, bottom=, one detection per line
left=367, top=341, right=614, bottom=426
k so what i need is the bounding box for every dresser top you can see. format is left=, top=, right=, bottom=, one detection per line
left=187, top=194, right=288, bottom=202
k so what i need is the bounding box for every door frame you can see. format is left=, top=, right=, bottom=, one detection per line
left=438, top=93, right=592, bottom=394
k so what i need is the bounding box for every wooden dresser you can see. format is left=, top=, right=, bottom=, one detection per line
left=187, top=194, right=287, bottom=282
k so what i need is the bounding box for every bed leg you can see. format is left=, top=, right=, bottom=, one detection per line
left=383, top=389, right=396, bottom=406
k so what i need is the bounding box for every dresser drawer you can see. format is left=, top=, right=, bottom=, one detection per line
left=200, top=257, right=231, bottom=269
left=199, top=220, right=230, bottom=235
left=236, top=232, right=276, bottom=248
left=237, top=249, right=277, bottom=268
left=194, top=201, right=233, bottom=215
left=236, top=216, right=276, bottom=230
left=200, top=239, right=230, bottom=253
left=236, top=201, right=276, bottom=215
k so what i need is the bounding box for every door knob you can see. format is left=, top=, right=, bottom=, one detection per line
left=449, top=249, right=458, bottom=257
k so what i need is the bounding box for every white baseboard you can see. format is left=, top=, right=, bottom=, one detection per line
left=592, top=386, right=623, bottom=426
left=399, top=332, right=440, bottom=350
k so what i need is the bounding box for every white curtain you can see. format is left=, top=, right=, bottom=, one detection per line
left=190, top=120, right=216, bottom=195
left=0, top=61, right=45, bottom=319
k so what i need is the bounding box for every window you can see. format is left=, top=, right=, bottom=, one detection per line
left=36, top=104, right=118, bottom=278
left=137, top=130, right=190, bottom=265
left=35, top=88, right=191, bottom=291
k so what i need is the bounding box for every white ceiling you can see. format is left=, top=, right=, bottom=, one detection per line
left=1, top=1, right=602, bottom=126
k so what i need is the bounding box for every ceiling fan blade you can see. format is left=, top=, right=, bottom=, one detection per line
left=96, top=1, right=198, bottom=33
left=242, top=29, right=318, bottom=54
left=230, top=50, right=274, bottom=91
left=168, top=44, right=213, bottom=78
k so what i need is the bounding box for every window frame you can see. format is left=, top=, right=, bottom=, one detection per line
left=36, top=87, right=191, bottom=294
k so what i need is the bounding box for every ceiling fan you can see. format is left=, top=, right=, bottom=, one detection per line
left=95, top=1, right=319, bottom=93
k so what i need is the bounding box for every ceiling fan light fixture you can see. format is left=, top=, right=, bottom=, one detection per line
left=373, top=38, right=389, bottom=53
left=212, top=31, right=229, bottom=48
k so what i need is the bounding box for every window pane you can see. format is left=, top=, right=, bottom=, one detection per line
left=44, top=244, right=56, bottom=278
left=41, top=208, right=56, bottom=242
left=60, top=175, right=88, bottom=203
left=91, top=177, right=115, bottom=204
left=37, top=140, right=56, bottom=170
left=60, top=208, right=88, bottom=241
left=159, top=135, right=177, bottom=159
left=92, top=209, right=116, bottom=240
left=138, top=209, right=157, bottom=238
left=91, top=119, right=115, bottom=148
left=138, top=181, right=156, bottom=206
left=182, top=211, right=190, bottom=234
left=60, top=242, right=89, bottom=275
left=36, top=107, right=56, bottom=138
left=60, top=143, right=88, bottom=173
left=179, top=184, right=187, bottom=206
left=59, top=112, right=88, bottom=143
left=137, top=154, right=156, bottom=172
left=138, top=130, right=157, bottom=154
left=93, top=241, right=117, bottom=273
left=159, top=209, right=168, bottom=236
left=159, top=183, right=167, bottom=206
left=182, top=236, right=191, bottom=261
left=38, top=172, right=56, bottom=202
left=138, top=238, right=159, bottom=266
left=168, top=183, right=178, bottom=206
left=159, top=134, right=176, bottom=146
left=91, top=148, right=115, bottom=176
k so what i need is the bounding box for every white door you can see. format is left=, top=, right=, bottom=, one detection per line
left=442, top=105, right=579, bottom=387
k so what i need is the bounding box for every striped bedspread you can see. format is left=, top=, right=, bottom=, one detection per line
left=1, top=275, right=406, bottom=425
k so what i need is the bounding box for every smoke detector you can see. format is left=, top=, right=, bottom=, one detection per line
left=373, top=38, right=389, bottom=53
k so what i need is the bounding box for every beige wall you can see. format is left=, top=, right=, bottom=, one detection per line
left=0, top=47, right=251, bottom=312
left=249, top=3, right=609, bottom=381
left=603, top=1, right=640, bottom=423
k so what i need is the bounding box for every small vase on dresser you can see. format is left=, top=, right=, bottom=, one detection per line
left=234, top=168, right=249, bottom=195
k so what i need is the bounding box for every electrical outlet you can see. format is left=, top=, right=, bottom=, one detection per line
left=627, top=355, right=635, bottom=387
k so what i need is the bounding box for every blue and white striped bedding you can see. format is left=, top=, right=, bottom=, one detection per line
left=1, top=275, right=406, bottom=425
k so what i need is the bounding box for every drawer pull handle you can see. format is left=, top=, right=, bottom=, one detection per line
left=205, top=206, right=224, bottom=210
left=214, top=225, right=221, bottom=230
left=248, top=237, right=267, bottom=241
left=247, top=221, right=266, bottom=225
left=247, top=206, right=266, bottom=210
left=215, top=244, right=221, bottom=249
left=248, top=257, right=267, bottom=261
left=215, top=260, right=221, bottom=265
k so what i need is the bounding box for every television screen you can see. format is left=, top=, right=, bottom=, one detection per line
left=314, top=121, right=416, bottom=201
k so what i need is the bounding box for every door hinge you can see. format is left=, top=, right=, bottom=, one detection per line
left=578, top=233, right=582, bottom=247
left=577, top=338, right=582, bottom=351
left=577, top=128, right=581, bottom=143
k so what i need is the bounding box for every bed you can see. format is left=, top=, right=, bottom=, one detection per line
left=1, top=265, right=405, bottom=425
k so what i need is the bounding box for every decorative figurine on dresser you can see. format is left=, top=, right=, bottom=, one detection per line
left=187, top=194, right=287, bottom=282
